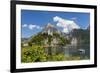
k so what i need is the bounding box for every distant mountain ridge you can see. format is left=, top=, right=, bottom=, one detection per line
left=22, top=23, right=90, bottom=47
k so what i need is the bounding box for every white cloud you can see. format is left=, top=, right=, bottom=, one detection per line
left=22, top=24, right=28, bottom=28
left=28, top=24, right=42, bottom=30
left=22, top=24, right=42, bottom=30
left=71, top=17, right=77, bottom=20
left=53, top=16, right=80, bottom=33
left=29, top=24, right=36, bottom=30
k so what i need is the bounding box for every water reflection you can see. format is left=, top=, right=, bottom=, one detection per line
left=44, top=44, right=90, bottom=60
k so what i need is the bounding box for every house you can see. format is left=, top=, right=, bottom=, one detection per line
left=23, top=42, right=28, bottom=47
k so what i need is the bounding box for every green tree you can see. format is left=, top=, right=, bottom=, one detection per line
left=22, top=46, right=48, bottom=63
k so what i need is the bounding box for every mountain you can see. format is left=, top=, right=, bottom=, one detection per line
left=87, top=25, right=90, bottom=30
left=26, top=23, right=71, bottom=46
left=70, top=29, right=90, bottom=45
left=22, top=22, right=89, bottom=47
left=42, top=23, right=61, bottom=36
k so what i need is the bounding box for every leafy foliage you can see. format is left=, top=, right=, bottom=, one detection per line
left=22, top=46, right=47, bottom=62
left=51, top=54, right=65, bottom=61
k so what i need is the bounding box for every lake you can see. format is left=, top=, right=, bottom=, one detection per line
left=44, top=44, right=90, bottom=60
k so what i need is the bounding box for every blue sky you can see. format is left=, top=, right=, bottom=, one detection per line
left=21, top=10, right=90, bottom=38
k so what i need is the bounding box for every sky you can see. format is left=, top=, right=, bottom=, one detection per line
left=21, top=10, right=90, bottom=38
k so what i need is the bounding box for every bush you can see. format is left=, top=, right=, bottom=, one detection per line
left=52, top=54, right=65, bottom=61
left=21, top=46, right=48, bottom=63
